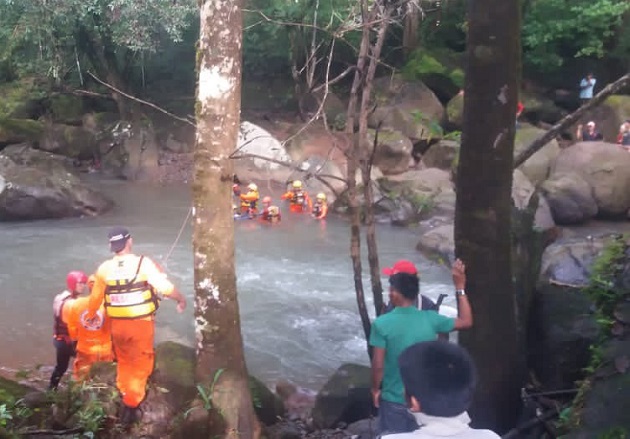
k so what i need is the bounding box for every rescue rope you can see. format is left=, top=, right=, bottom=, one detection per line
left=162, top=206, right=192, bottom=268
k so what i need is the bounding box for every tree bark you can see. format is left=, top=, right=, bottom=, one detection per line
left=513, top=72, right=630, bottom=168
left=455, top=0, right=523, bottom=433
left=194, top=0, right=258, bottom=437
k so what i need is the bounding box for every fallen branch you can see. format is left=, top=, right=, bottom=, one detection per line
left=230, top=152, right=345, bottom=197
left=87, top=71, right=196, bottom=127
left=19, top=427, right=83, bottom=436
left=514, top=73, right=630, bottom=168
left=501, top=407, right=560, bottom=439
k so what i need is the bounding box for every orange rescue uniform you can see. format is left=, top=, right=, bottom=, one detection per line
left=62, top=296, right=113, bottom=380
left=88, top=254, right=175, bottom=408
left=281, top=190, right=312, bottom=213
left=240, top=189, right=260, bottom=215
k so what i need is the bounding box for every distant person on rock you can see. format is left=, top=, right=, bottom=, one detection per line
left=617, top=121, right=630, bottom=148
left=370, top=259, right=473, bottom=435
left=381, top=341, right=500, bottom=439
left=576, top=121, right=603, bottom=142
left=579, top=73, right=596, bottom=104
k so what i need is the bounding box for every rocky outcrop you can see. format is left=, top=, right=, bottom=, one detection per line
left=528, top=237, right=605, bottom=391
left=39, top=122, right=97, bottom=159
left=416, top=224, right=455, bottom=264
left=512, top=169, right=555, bottom=232
left=367, top=129, right=414, bottom=175
left=0, top=146, right=113, bottom=220
left=0, top=117, right=43, bottom=146
left=541, top=173, right=598, bottom=225
left=551, top=142, right=630, bottom=217
left=571, top=94, right=630, bottom=142
left=514, top=124, right=561, bottom=186
left=311, top=363, right=373, bottom=429
left=445, top=93, right=464, bottom=130
left=233, top=121, right=293, bottom=184
left=370, top=75, right=444, bottom=143
left=420, top=139, right=459, bottom=170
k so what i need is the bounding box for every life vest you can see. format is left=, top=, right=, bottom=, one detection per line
left=263, top=205, right=281, bottom=222
left=103, top=256, right=160, bottom=319
left=291, top=190, right=306, bottom=206
left=312, top=202, right=323, bottom=217
left=240, top=190, right=259, bottom=210
left=53, top=291, right=73, bottom=341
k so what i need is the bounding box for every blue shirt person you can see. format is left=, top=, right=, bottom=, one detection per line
left=579, top=74, right=596, bottom=101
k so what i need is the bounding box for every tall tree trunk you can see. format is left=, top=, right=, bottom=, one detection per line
left=345, top=0, right=373, bottom=349
left=455, top=0, right=523, bottom=433
left=402, top=3, right=420, bottom=57
left=194, top=1, right=258, bottom=437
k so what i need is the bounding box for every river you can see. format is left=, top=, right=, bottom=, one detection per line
left=0, top=179, right=455, bottom=390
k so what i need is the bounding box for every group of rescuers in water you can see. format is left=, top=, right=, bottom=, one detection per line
left=49, top=225, right=496, bottom=437
left=234, top=179, right=328, bottom=221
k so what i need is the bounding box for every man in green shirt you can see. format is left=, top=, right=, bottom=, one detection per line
left=369, top=258, right=473, bottom=435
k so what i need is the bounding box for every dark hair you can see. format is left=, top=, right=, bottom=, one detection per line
left=389, top=273, right=419, bottom=300
left=399, top=341, right=476, bottom=417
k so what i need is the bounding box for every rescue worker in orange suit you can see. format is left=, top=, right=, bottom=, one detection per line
left=62, top=275, right=114, bottom=381
left=50, top=271, right=87, bottom=390
left=311, top=193, right=328, bottom=220
left=240, top=182, right=260, bottom=217
left=281, top=180, right=312, bottom=213
left=260, top=196, right=282, bottom=223
left=86, top=227, right=187, bottom=425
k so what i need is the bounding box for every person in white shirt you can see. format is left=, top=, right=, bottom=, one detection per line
left=579, top=73, right=596, bottom=104
left=383, top=341, right=500, bottom=439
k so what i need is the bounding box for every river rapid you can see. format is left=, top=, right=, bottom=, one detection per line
left=0, top=179, right=454, bottom=390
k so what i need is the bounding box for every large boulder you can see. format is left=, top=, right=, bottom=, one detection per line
left=401, top=49, right=464, bottom=102
left=512, top=169, right=555, bottom=232
left=0, top=117, right=44, bottom=146
left=528, top=237, right=606, bottom=391
left=420, top=139, right=459, bottom=171
left=551, top=142, right=630, bottom=217
left=445, top=93, right=464, bottom=130
left=234, top=121, right=293, bottom=184
left=311, top=363, right=373, bottom=429
left=370, top=75, right=445, bottom=142
left=367, top=129, right=414, bottom=175
left=0, top=147, right=113, bottom=220
left=541, top=172, right=598, bottom=225
left=39, top=123, right=97, bottom=159
left=415, top=170, right=555, bottom=261
left=514, top=124, right=561, bottom=186
left=520, top=90, right=566, bottom=125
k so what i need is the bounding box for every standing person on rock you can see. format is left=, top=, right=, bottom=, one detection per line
left=86, top=226, right=187, bottom=425
left=579, top=73, right=596, bottom=104
left=370, top=259, right=473, bottom=435
left=49, top=271, right=88, bottom=390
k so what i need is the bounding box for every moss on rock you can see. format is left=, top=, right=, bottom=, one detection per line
left=0, top=118, right=44, bottom=144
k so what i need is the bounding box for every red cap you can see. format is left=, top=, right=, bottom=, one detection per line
left=382, top=260, right=418, bottom=276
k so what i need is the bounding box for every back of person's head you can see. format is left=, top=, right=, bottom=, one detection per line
left=389, top=272, right=419, bottom=300
left=399, top=341, right=476, bottom=417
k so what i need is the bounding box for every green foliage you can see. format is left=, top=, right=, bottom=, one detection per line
left=185, top=368, right=225, bottom=418
left=522, top=0, right=630, bottom=70
left=583, top=236, right=626, bottom=318
left=597, top=427, right=629, bottom=439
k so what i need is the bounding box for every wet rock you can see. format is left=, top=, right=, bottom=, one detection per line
left=276, top=379, right=317, bottom=422
left=366, top=129, right=414, bottom=175
left=529, top=237, right=608, bottom=390
left=312, top=363, right=373, bottom=429
left=420, top=140, right=459, bottom=171
left=552, top=142, right=630, bottom=217
left=0, top=117, right=44, bottom=146
left=0, top=147, right=113, bottom=221
left=514, top=124, right=561, bottom=186
left=541, top=172, right=598, bottom=225
left=445, top=93, right=464, bottom=130
left=416, top=224, right=455, bottom=264
left=346, top=418, right=378, bottom=439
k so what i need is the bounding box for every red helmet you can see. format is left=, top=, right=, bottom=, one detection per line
left=66, top=271, right=88, bottom=291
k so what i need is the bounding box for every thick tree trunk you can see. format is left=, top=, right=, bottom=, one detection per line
left=193, top=1, right=258, bottom=438
left=455, top=0, right=523, bottom=433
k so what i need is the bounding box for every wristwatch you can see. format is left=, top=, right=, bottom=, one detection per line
left=455, top=289, right=466, bottom=297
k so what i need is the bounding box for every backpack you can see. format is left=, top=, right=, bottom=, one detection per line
left=382, top=293, right=448, bottom=314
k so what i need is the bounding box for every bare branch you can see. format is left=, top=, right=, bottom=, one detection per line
left=87, top=71, right=196, bottom=127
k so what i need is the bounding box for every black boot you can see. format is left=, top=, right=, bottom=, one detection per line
left=120, top=405, right=138, bottom=427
